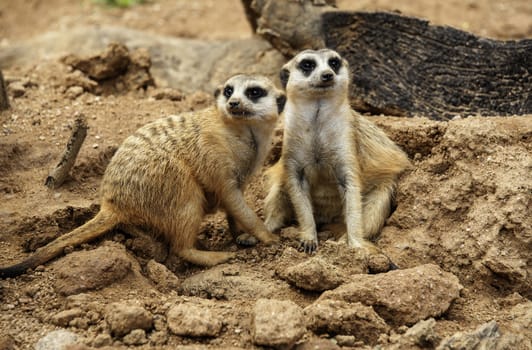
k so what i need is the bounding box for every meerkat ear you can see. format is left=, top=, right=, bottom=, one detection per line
left=276, top=94, right=287, bottom=114
left=342, top=58, right=349, bottom=70
left=213, top=87, right=221, bottom=98
left=279, top=68, right=290, bottom=89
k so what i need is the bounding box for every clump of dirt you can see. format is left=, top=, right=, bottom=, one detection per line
left=61, top=42, right=154, bottom=96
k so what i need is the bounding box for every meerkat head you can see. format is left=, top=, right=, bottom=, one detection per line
left=279, top=49, right=349, bottom=99
left=214, top=74, right=286, bottom=124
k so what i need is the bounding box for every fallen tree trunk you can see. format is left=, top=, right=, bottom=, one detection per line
left=244, top=0, right=532, bottom=120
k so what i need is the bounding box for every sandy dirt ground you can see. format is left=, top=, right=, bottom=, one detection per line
left=0, top=1, right=530, bottom=349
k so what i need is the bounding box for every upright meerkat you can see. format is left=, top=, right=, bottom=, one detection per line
left=0, top=74, right=285, bottom=278
left=264, top=49, right=410, bottom=253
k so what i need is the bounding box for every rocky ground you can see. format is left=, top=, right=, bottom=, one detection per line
left=0, top=1, right=530, bottom=349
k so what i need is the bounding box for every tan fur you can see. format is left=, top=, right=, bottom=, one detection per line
left=264, top=49, right=410, bottom=253
left=0, top=74, right=284, bottom=278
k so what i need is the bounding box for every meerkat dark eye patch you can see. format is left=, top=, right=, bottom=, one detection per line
left=276, top=94, right=286, bottom=114
left=298, top=59, right=316, bottom=76
left=328, top=57, right=342, bottom=74
left=280, top=68, right=290, bottom=88
left=245, top=86, right=267, bottom=102
left=223, top=85, right=234, bottom=98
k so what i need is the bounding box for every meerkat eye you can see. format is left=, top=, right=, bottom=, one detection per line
left=245, top=86, right=267, bottom=101
left=298, top=59, right=316, bottom=74
left=223, top=85, right=234, bottom=98
left=328, top=57, right=342, bottom=73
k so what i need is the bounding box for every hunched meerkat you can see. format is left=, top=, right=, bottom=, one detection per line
left=264, top=49, right=410, bottom=253
left=0, top=74, right=286, bottom=278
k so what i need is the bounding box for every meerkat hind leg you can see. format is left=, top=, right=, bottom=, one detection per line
left=178, top=211, right=236, bottom=266
left=179, top=248, right=235, bottom=267
left=264, top=166, right=293, bottom=233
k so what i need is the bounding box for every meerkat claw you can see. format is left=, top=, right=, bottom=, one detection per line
left=299, top=239, right=318, bottom=254
left=235, top=233, right=259, bottom=247
left=389, top=260, right=400, bottom=270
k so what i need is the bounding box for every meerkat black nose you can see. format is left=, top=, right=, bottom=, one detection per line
left=229, top=101, right=240, bottom=108
left=321, top=72, right=334, bottom=82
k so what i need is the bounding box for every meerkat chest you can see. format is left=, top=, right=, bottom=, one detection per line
left=286, top=106, right=352, bottom=176
left=230, top=125, right=273, bottom=187
left=285, top=105, right=352, bottom=217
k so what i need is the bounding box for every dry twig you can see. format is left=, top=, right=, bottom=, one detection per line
left=0, top=70, right=9, bottom=110
left=45, top=115, right=88, bottom=189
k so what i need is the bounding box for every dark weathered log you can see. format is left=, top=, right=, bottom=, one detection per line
left=242, top=0, right=334, bottom=56
left=322, top=11, right=532, bottom=119
left=0, top=70, right=9, bottom=110
left=243, top=0, right=532, bottom=119
left=45, top=115, right=88, bottom=189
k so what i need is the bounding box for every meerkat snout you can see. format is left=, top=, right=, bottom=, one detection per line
left=321, top=71, right=334, bottom=82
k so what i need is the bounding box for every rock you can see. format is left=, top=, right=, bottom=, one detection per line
left=167, top=301, right=223, bottom=337
left=149, top=331, right=168, bottom=346
left=304, top=299, right=389, bottom=345
left=105, top=302, right=153, bottom=337
left=253, top=298, right=306, bottom=348
left=122, top=329, right=148, bottom=346
left=0, top=26, right=284, bottom=94
left=8, top=81, right=25, bottom=98
left=125, top=230, right=169, bottom=262
left=334, top=335, right=357, bottom=347
left=52, top=242, right=135, bottom=296
left=65, top=86, right=84, bottom=99
left=180, top=264, right=294, bottom=300
left=62, top=42, right=130, bottom=80
left=35, top=330, right=79, bottom=350
left=367, top=252, right=396, bottom=274
left=0, top=335, right=15, bottom=350
left=319, top=264, right=463, bottom=326
left=387, top=318, right=440, bottom=349
left=145, top=259, right=180, bottom=292
left=63, top=345, right=93, bottom=350
left=436, top=321, right=528, bottom=350
left=276, top=241, right=367, bottom=287
left=507, top=302, right=532, bottom=338
left=64, top=71, right=98, bottom=92
left=149, top=87, right=184, bottom=101
left=483, top=247, right=528, bottom=284
left=91, top=333, right=113, bottom=347
left=295, top=338, right=341, bottom=350
left=280, top=256, right=346, bottom=291
left=401, top=318, right=440, bottom=348
left=61, top=43, right=154, bottom=94
left=51, top=308, right=85, bottom=327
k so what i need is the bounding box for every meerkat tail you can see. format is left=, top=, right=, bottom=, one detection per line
left=362, top=181, right=396, bottom=240
left=0, top=208, right=120, bottom=278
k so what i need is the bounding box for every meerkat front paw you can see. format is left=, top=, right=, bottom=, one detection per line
left=299, top=238, right=318, bottom=254
left=235, top=233, right=259, bottom=246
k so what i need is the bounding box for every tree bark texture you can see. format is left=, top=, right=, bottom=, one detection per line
left=322, top=11, right=531, bottom=119
left=243, top=0, right=532, bottom=119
